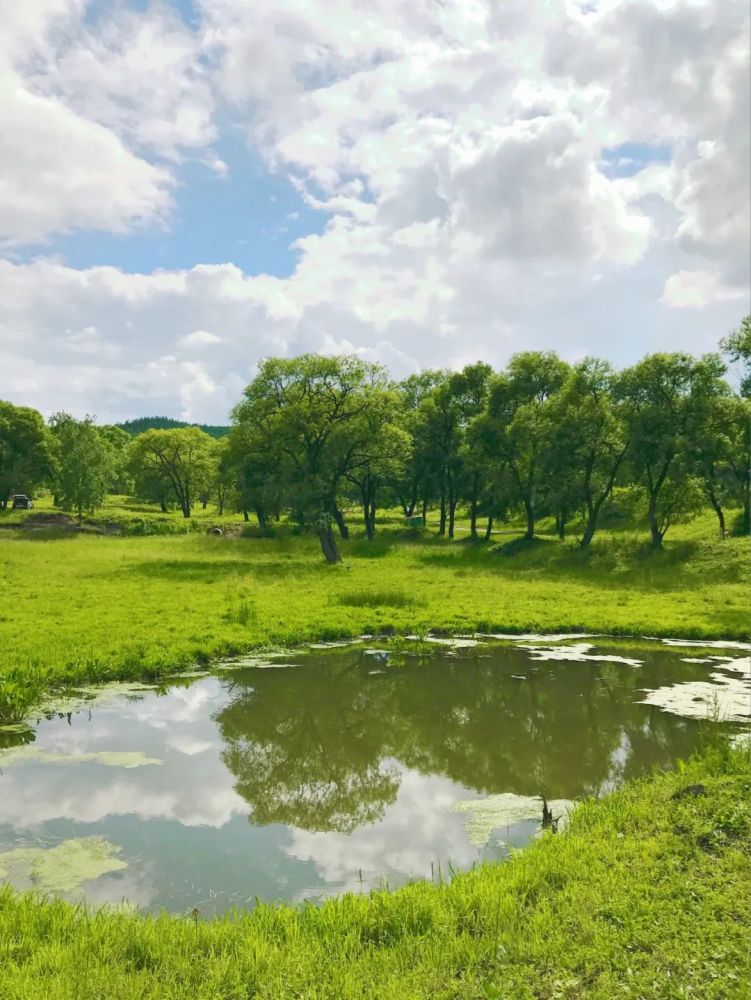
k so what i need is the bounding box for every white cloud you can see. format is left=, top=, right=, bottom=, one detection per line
left=0, top=70, right=173, bottom=245
left=0, top=0, right=749, bottom=417
left=179, top=330, right=223, bottom=349
left=28, top=3, right=216, bottom=159
left=660, top=269, right=748, bottom=310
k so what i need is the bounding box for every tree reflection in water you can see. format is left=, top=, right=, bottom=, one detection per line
left=216, top=643, right=712, bottom=834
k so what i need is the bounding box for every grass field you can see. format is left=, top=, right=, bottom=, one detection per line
left=0, top=740, right=748, bottom=999
left=1, top=496, right=749, bottom=996
left=0, top=497, right=748, bottom=721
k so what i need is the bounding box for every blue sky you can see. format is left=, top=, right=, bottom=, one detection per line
left=22, top=133, right=326, bottom=277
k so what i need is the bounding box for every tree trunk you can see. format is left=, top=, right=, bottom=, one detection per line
left=160, top=498, right=168, bottom=513
left=469, top=473, right=479, bottom=539
left=318, top=522, right=342, bottom=563
left=556, top=510, right=566, bottom=541
left=708, top=495, right=726, bottom=540
left=438, top=492, right=446, bottom=535
left=484, top=515, right=494, bottom=541
left=647, top=495, right=663, bottom=547
left=181, top=503, right=191, bottom=519
left=448, top=497, right=458, bottom=539
left=580, top=507, right=597, bottom=548
left=523, top=501, right=535, bottom=541
left=255, top=505, right=266, bottom=529
left=332, top=505, right=349, bottom=540
left=242, top=509, right=250, bottom=522
left=421, top=497, right=428, bottom=527
left=369, top=495, right=377, bottom=538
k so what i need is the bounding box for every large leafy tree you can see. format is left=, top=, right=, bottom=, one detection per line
left=50, top=413, right=114, bottom=521
left=0, top=401, right=55, bottom=508
left=344, top=408, right=412, bottom=540
left=128, top=427, right=215, bottom=518
left=417, top=363, right=493, bottom=537
left=393, top=371, right=445, bottom=521
left=98, top=425, right=133, bottom=495
left=224, top=422, right=287, bottom=528
left=620, top=353, right=729, bottom=546
left=475, top=352, right=570, bottom=540
left=232, top=355, right=390, bottom=561
left=545, top=359, right=630, bottom=547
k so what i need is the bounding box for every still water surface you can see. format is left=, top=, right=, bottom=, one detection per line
left=0, top=637, right=748, bottom=915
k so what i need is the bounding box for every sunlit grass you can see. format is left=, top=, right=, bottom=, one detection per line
left=0, top=742, right=748, bottom=998
left=0, top=503, right=748, bottom=720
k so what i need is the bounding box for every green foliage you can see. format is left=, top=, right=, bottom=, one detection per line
left=119, top=417, right=230, bottom=438
left=49, top=413, right=114, bottom=520
left=619, top=352, right=730, bottom=545
left=720, top=314, right=751, bottom=397
left=128, top=427, right=216, bottom=518
left=0, top=743, right=747, bottom=998
left=477, top=352, right=570, bottom=540
left=232, top=354, right=394, bottom=559
left=0, top=401, right=55, bottom=508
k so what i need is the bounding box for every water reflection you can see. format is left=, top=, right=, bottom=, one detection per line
left=0, top=639, right=742, bottom=912
left=215, top=644, right=708, bottom=831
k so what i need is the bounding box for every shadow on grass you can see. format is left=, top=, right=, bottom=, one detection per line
left=413, top=533, right=747, bottom=590
left=124, top=557, right=320, bottom=581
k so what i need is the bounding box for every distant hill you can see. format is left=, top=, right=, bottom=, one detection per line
left=118, top=417, right=230, bottom=438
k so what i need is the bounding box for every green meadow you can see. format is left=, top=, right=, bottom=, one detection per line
left=0, top=498, right=748, bottom=722
left=0, top=498, right=749, bottom=998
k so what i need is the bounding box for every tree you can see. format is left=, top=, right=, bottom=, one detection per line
left=128, top=427, right=215, bottom=518
left=224, top=423, right=287, bottom=528
left=98, top=425, right=133, bottom=495
left=544, top=359, right=630, bottom=547
left=50, top=413, right=114, bottom=521
left=211, top=439, right=234, bottom=516
left=720, top=315, right=751, bottom=398
left=417, top=363, right=493, bottom=537
left=393, top=372, right=445, bottom=521
left=0, top=401, right=55, bottom=509
left=344, top=414, right=412, bottom=540
left=620, top=353, right=728, bottom=546
left=232, top=355, right=390, bottom=562
left=476, top=352, right=570, bottom=540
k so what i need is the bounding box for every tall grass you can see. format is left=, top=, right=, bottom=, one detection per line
left=0, top=743, right=748, bottom=998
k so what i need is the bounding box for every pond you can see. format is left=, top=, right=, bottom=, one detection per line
left=0, top=636, right=748, bottom=916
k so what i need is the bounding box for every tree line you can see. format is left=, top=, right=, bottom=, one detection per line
left=0, top=317, right=748, bottom=560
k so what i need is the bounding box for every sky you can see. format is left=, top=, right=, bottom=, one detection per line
left=0, top=0, right=749, bottom=424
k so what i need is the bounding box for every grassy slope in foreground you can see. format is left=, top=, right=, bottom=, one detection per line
left=0, top=742, right=749, bottom=999
left=0, top=511, right=748, bottom=715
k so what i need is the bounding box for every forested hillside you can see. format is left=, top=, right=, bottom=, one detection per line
left=118, top=417, right=230, bottom=438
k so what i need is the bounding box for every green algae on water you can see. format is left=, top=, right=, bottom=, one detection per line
left=0, top=837, right=127, bottom=893
left=0, top=746, right=162, bottom=768
left=452, top=793, right=573, bottom=847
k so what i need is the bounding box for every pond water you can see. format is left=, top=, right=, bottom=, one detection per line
left=0, top=637, right=748, bottom=916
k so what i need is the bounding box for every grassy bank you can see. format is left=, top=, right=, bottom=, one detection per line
left=0, top=506, right=748, bottom=720
left=0, top=741, right=748, bottom=998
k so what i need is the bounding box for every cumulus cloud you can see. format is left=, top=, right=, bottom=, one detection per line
left=0, top=0, right=748, bottom=418
left=179, top=330, right=224, bottom=349
left=660, top=269, right=748, bottom=310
